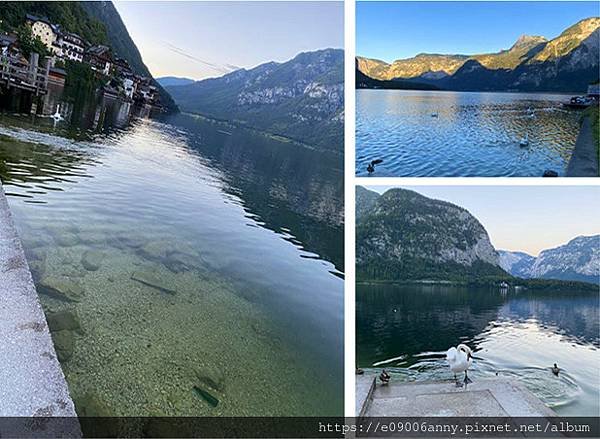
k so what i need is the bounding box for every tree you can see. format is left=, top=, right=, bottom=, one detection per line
left=16, top=24, right=49, bottom=59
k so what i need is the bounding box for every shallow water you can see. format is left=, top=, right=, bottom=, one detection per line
left=356, top=283, right=600, bottom=416
left=356, top=90, right=581, bottom=176
left=0, top=108, right=344, bottom=416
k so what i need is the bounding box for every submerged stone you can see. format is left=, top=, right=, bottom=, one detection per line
left=137, top=240, right=170, bottom=261
left=164, top=251, right=198, bottom=273
left=47, top=310, right=81, bottom=332
left=81, top=250, right=104, bottom=272
left=194, top=368, right=225, bottom=393
left=38, top=276, right=84, bottom=302
left=192, top=386, right=219, bottom=408
left=131, top=270, right=177, bottom=295
left=54, top=232, right=80, bottom=248
left=52, top=330, right=74, bottom=362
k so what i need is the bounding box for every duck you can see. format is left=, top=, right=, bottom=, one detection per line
left=379, top=369, right=391, bottom=385
left=552, top=363, right=560, bottom=376
left=367, top=159, right=383, bottom=174
left=519, top=134, right=529, bottom=147
left=431, top=112, right=438, bottom=118
left=447, top=344, right=473, bottom=387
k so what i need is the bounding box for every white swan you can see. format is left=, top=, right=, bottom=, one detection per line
left=51, top=105, right=63, bottom=122
left=447, top=343, right=473, bottom=387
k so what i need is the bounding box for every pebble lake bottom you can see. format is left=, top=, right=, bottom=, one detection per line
left=356, top=90, right=581, bottom=177
left=0, top=110, right=344, bottom=417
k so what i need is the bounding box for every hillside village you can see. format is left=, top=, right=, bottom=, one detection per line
left=0, top=13, right=160, bottom=107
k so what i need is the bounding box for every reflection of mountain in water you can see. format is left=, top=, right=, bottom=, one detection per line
left=0, top=104, right=344, bottom=272
left=498, top=293, right=600, bottom=347
left=161, top=113, right=344, bottom=271
left=357, top=284, right=504, bottom=365
left=357, top=284, right=599, bottom=367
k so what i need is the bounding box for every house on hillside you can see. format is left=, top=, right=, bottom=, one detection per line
left=113, top=57, right=132, bottom=76
left=25, top=14, right=59, bottom=54
left=58, top=32, right=86, bottom=62
left=85, top=45, right=112, bottom=75
left=0, top=34, right=18, bottom=57
left=47, top=66, right=67, bottom=86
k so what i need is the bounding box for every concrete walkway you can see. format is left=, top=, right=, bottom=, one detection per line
left=567, top=116, right=599, bottom=177
left=357, top=375, right=557, bottom=417
left=0, top=182, right=79, bottom=435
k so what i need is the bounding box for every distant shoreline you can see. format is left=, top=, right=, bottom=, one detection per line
left=356, top=278, right=599, bottom=292
left=179, top=112, right=343, bottom=157
left=356, top=88, right=584, bottom=96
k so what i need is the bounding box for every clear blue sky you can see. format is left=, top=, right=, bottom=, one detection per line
left=357, top=1, right=600, bottom=62
left=366, top=185, right=600, bottom=256
left=114, top=1, right=343, bottom=80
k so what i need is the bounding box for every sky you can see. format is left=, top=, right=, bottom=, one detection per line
left=114, top=1, right=343, bottom=80
left=357, top=1, right=600, bottom=62
left=365, top=185, right=600, bottom=256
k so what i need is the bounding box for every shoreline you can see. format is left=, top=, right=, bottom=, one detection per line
left=567, top=111, right=599, bottom=177
left=0, top=182, right=78, bottom=424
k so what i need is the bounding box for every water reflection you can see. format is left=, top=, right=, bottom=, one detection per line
left=357, top=283, right=599, bottom=415
left=356, top=90, right=580, bottom=176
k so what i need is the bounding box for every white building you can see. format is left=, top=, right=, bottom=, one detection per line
left=59, top=32, right=86, bottom=62
left=26, top=15, right=59, bottom=54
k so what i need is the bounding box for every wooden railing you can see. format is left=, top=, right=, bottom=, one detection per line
left=0, top=55, right=49, bottom=95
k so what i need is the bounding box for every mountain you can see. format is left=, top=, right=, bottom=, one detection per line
left=79, top=1, right=177, bottom=112
left=356, top=187, right=507, bottom=282
left=356, top=62, right=438, bottom=90
left=498, top=251, right=537, bottom=278
left=357, top=17, right=600, bottom=92
left=500, top=236, right=600, bottom=283
left=157, top=76, right=195, bottom=87
left=165, top=49, right=343, bottom=152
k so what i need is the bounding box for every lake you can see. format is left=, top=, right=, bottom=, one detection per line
left=0, top=94, right=344, bottom=416
left=356, top=283, right=600, bottom=416
left=356, top=90, right=582, bottom=177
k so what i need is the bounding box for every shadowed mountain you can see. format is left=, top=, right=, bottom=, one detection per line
left=156, top=77, right=195, bottom=87
left=356, top=186, right=507, bottom=282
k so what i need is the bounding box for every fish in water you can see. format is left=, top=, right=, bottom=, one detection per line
left=193, top=386, right=219, bottom=407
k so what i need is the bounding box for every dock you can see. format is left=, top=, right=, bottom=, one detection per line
left=357, top=374, right=557, bottom=417
left=0, top=182, right=79, bottom=436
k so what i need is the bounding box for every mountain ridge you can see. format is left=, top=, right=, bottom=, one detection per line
left=165, top=48, right=343, bottom=152
left=357, top=187, right=599, bottom=286
left=356, top=186, right=506, bottom=282
left=357, top=17, right=600, bottom=92
left=500, top=235, right=600, bottom=283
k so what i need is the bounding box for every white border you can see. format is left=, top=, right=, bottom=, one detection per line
left=344, top=0, right=357, bottom=417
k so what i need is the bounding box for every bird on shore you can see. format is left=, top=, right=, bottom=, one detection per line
left=552, top=363, right=560, bottom=376
left=367, top=159, right=383, bottom=174
left=51, top=104, right=63, bottom=122
left=447, top=344, right=473, bottom=387
left=379, top=369, right=391, bottom=385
